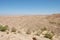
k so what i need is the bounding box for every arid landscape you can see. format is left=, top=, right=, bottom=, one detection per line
left=0, top=0, right=60, bottom=40
left=0, top=14, right=60, bottom=40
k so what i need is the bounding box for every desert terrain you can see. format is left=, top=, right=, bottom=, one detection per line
left=0, top=14, right=60, bottom=40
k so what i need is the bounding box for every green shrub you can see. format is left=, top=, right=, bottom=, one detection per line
left=0, top=25, right=8, bottom=32
left=44, top=31, right=54, bottom=39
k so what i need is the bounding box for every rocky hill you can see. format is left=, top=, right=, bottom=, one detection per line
left=0, top=14, right=60, bottom=40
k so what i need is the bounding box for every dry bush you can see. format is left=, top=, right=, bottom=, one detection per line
left=18, top=31, right=21, bottom=33
left=41, top=27, right=47, bottom=31
left=11, top=27, right=16, bottom=32
left=26, top=30, right=31, bottom=34
left=32, top=37, right=37, bottom=40
left=35, top=30, right=41, bottom=36
left=6, top=31, right=9, bottom=34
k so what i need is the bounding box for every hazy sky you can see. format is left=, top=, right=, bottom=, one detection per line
left=0, top=0, right=60, bottom=15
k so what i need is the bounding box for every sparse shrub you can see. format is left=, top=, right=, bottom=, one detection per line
left=35, top=32, right=40, bottom=36
left=34, top=27, right=47, bottom=36
left=49, top=21, right=56, bottom=24
left=41, top=27, right=47, bottom=31
left=11, top=27, right=16, bottom=32
left=18, top=31, right=21, bottom=33
left=6, top=32, right=9, bottom=34
left=32, top=37, right=37, bottom=40
left=26, top=31, right=31, bottom=34
left=0, top=25, right=8, bottom=32
left=4, top=25, right=8, bottom=28
left=35, top=30, right=41, bottom=36
left=14, top=32, right=16, bottom=34
left=1, top=35, right=3, bottom=37
left=26, top=30, right=31, bottom=34
left=44, top=31, right=54, bottom=39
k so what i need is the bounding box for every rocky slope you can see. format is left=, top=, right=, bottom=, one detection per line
left=0, top=14, right=60, bottom=40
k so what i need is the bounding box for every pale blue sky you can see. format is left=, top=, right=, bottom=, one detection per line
left=0, top=0, right=60, bottom=15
